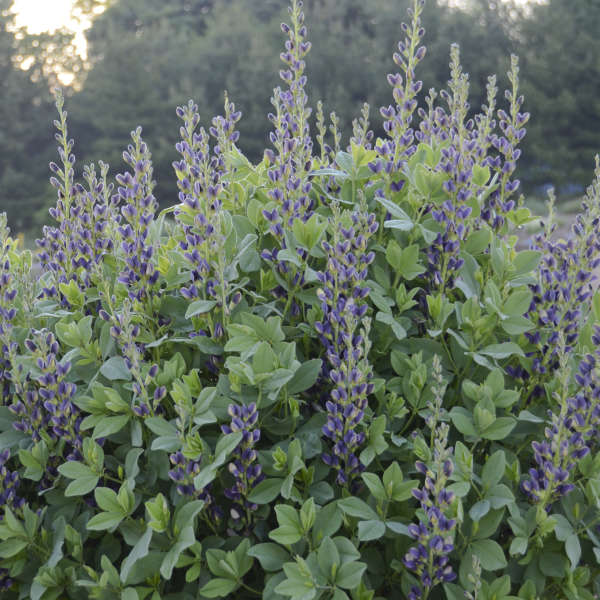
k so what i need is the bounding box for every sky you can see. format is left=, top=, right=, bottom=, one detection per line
left=10, top=0, right=100, bottom=58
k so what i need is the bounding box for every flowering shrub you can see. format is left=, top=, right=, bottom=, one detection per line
left=2, top=1, right=600, bottom=598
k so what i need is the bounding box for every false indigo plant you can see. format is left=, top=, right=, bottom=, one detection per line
left=404, top=424, right=457, bottom=599
left=221, top=402, right=264, bottom=528
left=3, top=0, right=600, bottom=598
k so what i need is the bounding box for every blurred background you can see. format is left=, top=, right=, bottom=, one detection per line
left=1, top=0, right=598, bottom=238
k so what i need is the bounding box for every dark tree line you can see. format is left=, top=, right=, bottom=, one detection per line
left=1, top=0, right=598, bottom=231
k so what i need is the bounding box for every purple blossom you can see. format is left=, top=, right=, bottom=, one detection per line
left=522, top=351, right=600, bottom=507
left=0, top=449, right=23, bottom=590
left=17, top=332, right=81, bottom=455
left=174, top=100, right=242, bottom=344
left=318, top=204, right=377, bottom=487
left=423, top=45, right=479, bottom=289
left=115, top=127, right=160, bottom=303
left=168, top=451, right=222, bottom=522
left=404, top=424, right=457, bottom=597
left=0, top=216, right=18, bottom=402
left=262, top=0, right=314, bottom=296
left=517, top=172, right=600, bottom=399
left=0, top=449, right=24, bottom=513
left=481, top=55, right=528, bottom=230
left=221, top=402, right=264, bottom=526
left=376, top=0, right=426, bottom=181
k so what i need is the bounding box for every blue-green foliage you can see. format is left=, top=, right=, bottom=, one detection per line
left=2, top=0, right=600, bottom=598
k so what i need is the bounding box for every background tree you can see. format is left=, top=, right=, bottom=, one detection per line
left=0, top=0, right=57, bottom=232
left=518, top=0, right=600, bottom=191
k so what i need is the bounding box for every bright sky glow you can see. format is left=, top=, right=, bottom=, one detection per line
left=11, top=0, right=77, bottom=33
left=10, top=0, right=103, bottom=59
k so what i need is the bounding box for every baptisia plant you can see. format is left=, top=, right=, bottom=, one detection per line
left=3, top=0, right=600, bottom=599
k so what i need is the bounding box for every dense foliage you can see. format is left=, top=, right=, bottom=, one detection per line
left=2, top=1, right=600, bottom=598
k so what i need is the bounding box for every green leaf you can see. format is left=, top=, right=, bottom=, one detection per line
left=503, top=289, right=533, bottom=316
left=145, top=493, right=170, bottom=533
left=248, top=478, right=283, bottom=504
left=479, top=342, right=525, bottom=359
left=312, top=502, right=343, bottom=545
left=486, top=484, right=515, bottom=509
left=100, top=356, right=132, bottom=381
left=87, top=511, right=124, bottom=531
left=509, top=250, right=542, bottom=279
left=286, top=359, right=322, bottom=395
left=565, top=533, right=581, bottom=570
left=335, top=561, right=367, bottom=589
left=376, top=196, right=413, bottom=223
left=0, top=538, right=28, bottom=558
left=161, top=526, right=195, bottom=579
left=539, top=552, right=567, bottom=577
left=145, top=417, right=177, bottom=437
left=95, top=487, right=123, bottom=514
left=482, top=450, right=506, bottom=489
left=18, top=448, right=45, bottom=481
left=121, top=527, right=152, bottom=582
left=375, top=311, right=407, bottom=340
left=174, top=499, right=205, bottom=534
left=270, top=505, right=303, bottom=545
left=481, top=417, right=516, bottom=441
left=450, top=407, right=477, bottom=437
left=337, top=497, right=378, bottom=521
left=361, top=473, right=387, bottom=502
left=472, top=164, right=491, bottom=186
left=397, top=244, right=426, bottom=280
left=275, top=562, right=317, bottom=600
left=317, top=537, right=340, bottom=580
left=185, top=299, right=217, bottom=318
left=57, top=461, right=94, bottom=479
left=93, top=415, right=129, bottom=439
left=357, top=519, right=386, bottom=541
left=199, top=578, right=238, bottom=598
left=65, top=475, right=100, bottom=497
left=500, top=315, right=534, bottom=335
left=248, top=543, right=290, bottom=572
left=469, top=500, right=490, bottom=522
left=253, top=341, right=278, bottom=374
left=509, top=536, right=528, bottom=556
left=470, top=539, right=507, bottom=570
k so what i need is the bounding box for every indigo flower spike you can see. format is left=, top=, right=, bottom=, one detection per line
left=168, top=450, right=223, bottom=522
left=0, top=449, right=25, bottom=513
left=377, top=0, right=426, bottom=178
left=317, top=202, right=377, bottom=488
left=404, top=424, right=457, bottom=597
left=522, top=348, right=600, bottom=508
left=221, top=402, right=264, bottom=525
left=0, top=216, right=18, bottom=402
left=520, top=169, right=600, bottom=399
left=14, top=331, right=82, bottom=456
left=36, top=89, right=87, bottom=299
left=482, top=55, right=528, bottom=230
left=115, top=127, right=160, bottom=303
left=265, top=0, right=314, bottom=233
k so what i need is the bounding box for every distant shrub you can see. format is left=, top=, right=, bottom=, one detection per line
left=1, top=0, right=600, bottom=598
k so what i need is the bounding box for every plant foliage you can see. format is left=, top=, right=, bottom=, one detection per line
left=1, top=1, right=600, bottom=598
